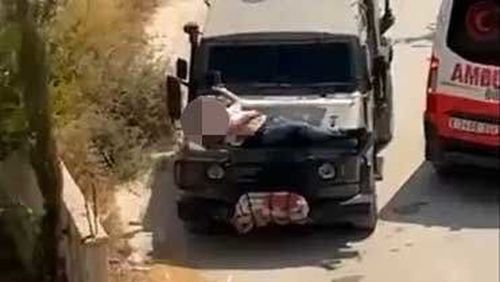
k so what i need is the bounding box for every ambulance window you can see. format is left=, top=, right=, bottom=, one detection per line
left=447, top=0, right=499, bottom=66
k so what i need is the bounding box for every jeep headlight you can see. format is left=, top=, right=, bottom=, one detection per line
left=318, top=163, right=336, bottom=180
left=206, top=163, right=225, bottom=180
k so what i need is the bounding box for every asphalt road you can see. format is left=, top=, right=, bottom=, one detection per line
left=144, top=1, right=499, bottom=281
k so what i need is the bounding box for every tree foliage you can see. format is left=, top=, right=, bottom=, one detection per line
left=0, top=1, right=26, bottom=159
left=46, top=1, right=171, bottom=274
left=1, top=0, right=170, bottom=279
left=1, top=1, right=63, bottom=281
left=46, top=0, right=170, bottom=185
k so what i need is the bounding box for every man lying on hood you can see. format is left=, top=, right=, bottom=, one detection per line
left=225, top=100, right=350, bottom=148
left=180, top=95, right=356, bottom=149
left=179, top=96, right=354, bottom=233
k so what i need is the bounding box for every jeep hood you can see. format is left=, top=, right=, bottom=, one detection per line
left=237, top=92, right=367, bottom=131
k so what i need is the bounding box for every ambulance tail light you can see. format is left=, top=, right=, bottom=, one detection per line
left=426, top=53, right=440, bottom=95
left=425, top=53, right=440, bottom=113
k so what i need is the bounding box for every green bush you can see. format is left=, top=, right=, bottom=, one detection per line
left=0, top=4, right=26, bottom=160
left=46, top=0, right=171, bottom=190
left=1, top=0, right=170, bottom=226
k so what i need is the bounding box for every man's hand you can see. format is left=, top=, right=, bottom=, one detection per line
left=228, top=109, right=262, bottom=135
left=226, top=102, right=266, bottom=137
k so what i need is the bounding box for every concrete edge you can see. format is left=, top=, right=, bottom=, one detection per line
left=61, top=162, right=109, bottom=243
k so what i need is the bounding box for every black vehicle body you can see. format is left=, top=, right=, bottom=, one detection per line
left=167, top=0, right=396, bottom=232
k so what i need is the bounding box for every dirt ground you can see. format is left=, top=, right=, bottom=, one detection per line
left=111, top=0, right=207, bottom=281
left=110, top=265, right=207, bottom=282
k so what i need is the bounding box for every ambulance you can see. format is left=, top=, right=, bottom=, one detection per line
left=424, top=0, right=500, bottom=173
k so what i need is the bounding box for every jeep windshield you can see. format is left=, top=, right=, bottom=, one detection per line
left=204, top=42, right=358, bottom=93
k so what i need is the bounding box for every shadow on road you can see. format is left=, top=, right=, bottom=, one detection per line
left=393, top=23, right=436, bottom=48
left=380, top=162, right=499, bottom=230
left=142, top=156, right=370, bottom=271
left=393, top=32, right=434, bottom=45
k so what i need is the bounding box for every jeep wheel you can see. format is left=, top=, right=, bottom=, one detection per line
left=374, top=72, right=394, bottom=153
left=351, top=201, right=378, bottom=232
left=184, top=219, right=225, bottom=235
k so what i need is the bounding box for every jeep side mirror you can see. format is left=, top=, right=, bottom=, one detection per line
left=176, top=58, right=188, bottom=80
left=183, top=22, right=201, bottom=102
left=381, top=0, right=395, bottom=34
left=373, top=55, right=387, bottom=75
left=360, top=48, right=373, bottom=92
left=166, top=75, right=182, bottom=121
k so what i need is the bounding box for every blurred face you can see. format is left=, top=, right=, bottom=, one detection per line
left=180, top=96, right=230, bottom=146
left=181, top=96, right=265, bottom=147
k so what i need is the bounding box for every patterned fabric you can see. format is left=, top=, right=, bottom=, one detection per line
left=231, top=192, right=310, bottom=234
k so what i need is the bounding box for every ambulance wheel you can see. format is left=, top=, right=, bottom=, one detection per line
left=425, top=141, right=453, bottom=177
left=424, top=125, right=454, bottom=177
left=431, top=161, right=454, bottom=177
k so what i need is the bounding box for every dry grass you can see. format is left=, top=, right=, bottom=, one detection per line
left=44, top=0, right=174, bottom=279
left=47, top=0, right=170, bottom=215
left=109, top=265, right=208, bottom=282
